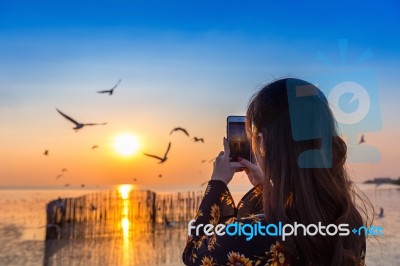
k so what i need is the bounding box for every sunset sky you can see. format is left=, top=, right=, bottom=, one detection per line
left=0, top=0, right=399, bottom=189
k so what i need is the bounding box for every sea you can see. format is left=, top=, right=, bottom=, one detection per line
left=0, top=184, right=398, bottom=266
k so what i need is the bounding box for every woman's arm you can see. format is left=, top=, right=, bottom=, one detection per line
left=182, top=179, right=236, bottom=265
left=187, top=180, right=236, bottom=228
left=183, top=138, right=276, bottom=265
left=182, top=180, right=275, bottom=266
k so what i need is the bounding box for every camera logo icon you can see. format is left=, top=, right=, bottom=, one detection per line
left=287, top=40, right=382, bottom=168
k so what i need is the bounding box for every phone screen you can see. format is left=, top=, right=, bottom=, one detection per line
left=227, top=118, right=251, bottom=162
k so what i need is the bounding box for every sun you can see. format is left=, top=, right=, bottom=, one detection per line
left=114, top=133, right=140, bottom=156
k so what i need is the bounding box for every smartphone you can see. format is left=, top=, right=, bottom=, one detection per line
left=227, top=116, right=251, bottom=162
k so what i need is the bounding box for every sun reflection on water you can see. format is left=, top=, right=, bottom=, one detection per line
left=119, top=184, right=133, bottom=264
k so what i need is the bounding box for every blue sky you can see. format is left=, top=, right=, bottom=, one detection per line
left=0, top=0, right=399, bottom=186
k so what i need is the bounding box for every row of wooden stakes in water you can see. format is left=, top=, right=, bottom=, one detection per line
left=45, top=189, right=204, bottom=239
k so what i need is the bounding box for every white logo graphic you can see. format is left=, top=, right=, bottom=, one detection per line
left=328, top=81, right=371, bottom=125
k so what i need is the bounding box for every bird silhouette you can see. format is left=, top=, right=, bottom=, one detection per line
left=201, top=159, right=207, bottom=163
left=81, top=184, right=85, bottom=188
left=55, top=174, right=63, bottom=180
left=359, top=134, right=365, bottom=144
left=97, top=79, right=121, bottom=95
left=91, top=145, right=99, bottom=149
left=56, top=108, right=107, bottom=131
left=158, top=174, right=162, bottom=178
left=170, top=127, right=190, bottom=137
left=61, top=168, right=67, bottom=172
left=44, top=150, right=49, bottom=156
left=193, top=137, right=204, bottom=143
left=143, top=142, right=171, bottom=164
left=133, top=178, right=137, bottom=182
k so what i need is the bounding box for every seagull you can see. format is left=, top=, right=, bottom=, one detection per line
left=193, top=137, right=204, bottom=143
left=44, top=150, right=49, bottom=156
left=91, top=145, right=99, bottom=149
left=359, top=134, right=365, bottom=144
left=158, top=174, right=162, bottom=178
left=55, top=174, right=63, bottom=180
left=143, top=142, right=171, bottom=164
left=56, top=108, right=107, bottom=131
left=97, top=79, right=121, bottom=95
left=61, top=168, right=67, bottom=172
left=170, top=127, right=190, bottom=137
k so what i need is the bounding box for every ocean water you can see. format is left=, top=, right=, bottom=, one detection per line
left=0, top=185, right=398, bottom=266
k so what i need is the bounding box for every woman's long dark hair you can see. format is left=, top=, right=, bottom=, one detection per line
left=246, top=78, right=373, bottom=265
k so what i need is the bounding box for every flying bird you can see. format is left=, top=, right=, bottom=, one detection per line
left=81, top=184, right=85, bottom=188
left=133, top=178, right=137, bottom=182
left=97, top=79, right=121, bottom=95
left=193, top=137, right=204, bottom=143
left=61, top=168, right=67, bottom=172
left=158, top=174, right=162, bottom=178
left=143, top=142, right=171, bottom=164
left=201, top=159, right=207, bottom=163
left=44, top=150, right=49, bottom=156
left=56, top=108, right=107, bottom=131
left=170, top=127, right=190, bottom=137
left=55, top=174, right=63, bottom=180
left=91, top=145, right=99, bottom=149
left=359, top=134, right=365, bottom=144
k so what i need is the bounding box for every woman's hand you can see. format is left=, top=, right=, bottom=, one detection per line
left=237, top=157, right=264, bottom=187
left=211, top=138, right=243, bottom=185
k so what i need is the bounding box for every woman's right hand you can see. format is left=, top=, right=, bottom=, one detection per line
left=237, top=157, right=264, bottom=187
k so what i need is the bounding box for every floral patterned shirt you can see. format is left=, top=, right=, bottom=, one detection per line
left=182, top=180, right=293, bottom=266
left=182, top=180, right=367, bottom=266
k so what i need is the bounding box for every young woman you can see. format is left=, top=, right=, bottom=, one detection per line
left=182, top=78, right=371, bottom=266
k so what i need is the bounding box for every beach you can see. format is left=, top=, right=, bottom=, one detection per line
left=0, top=184, right=398, bottom=266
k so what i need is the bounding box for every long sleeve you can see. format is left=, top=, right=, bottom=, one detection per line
left=189, top=180, right=236, bottom=229
left=182, top=180, right=284, bottom=266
